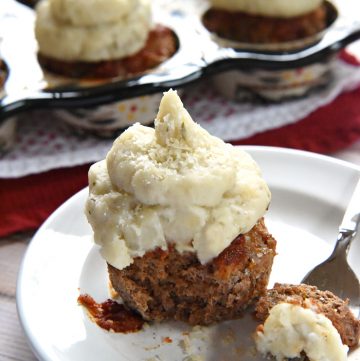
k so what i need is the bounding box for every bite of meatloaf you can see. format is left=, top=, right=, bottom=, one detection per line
left=202, top=4, right=327, bottom=44
left=38, top=25, right=177, bottom=79
left=108, top=218, right=276, bottom=326
left=255, top=283, right=360, bottom=347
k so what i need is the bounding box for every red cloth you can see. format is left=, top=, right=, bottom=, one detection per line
left=1, top=52, right=360, bottom=237
left=233, top=85, right=360, bottom=153
left=0, top=165, right=90, bottom=236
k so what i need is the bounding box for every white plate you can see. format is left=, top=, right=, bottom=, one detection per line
left=17, top=146, right=360, bottom=361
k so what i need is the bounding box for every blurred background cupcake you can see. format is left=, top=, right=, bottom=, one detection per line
left=33, top=0, right=178, bottom=136
left=203, top=0, right=338, bottom=101
left=35, top=0, right=177, bottom=78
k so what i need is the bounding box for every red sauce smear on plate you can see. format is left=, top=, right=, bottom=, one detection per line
left=77, top=294, right=144, bottom=333
left=162, top=336, right=173, bottom=344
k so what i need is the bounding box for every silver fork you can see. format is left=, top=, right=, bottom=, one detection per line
left=302, top=178, right=360, bottom=317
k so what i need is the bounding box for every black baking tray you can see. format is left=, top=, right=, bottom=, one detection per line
left=0, top=0, right=360, bottom=123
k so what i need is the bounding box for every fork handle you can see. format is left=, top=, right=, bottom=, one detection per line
left=330, top=229, right=357, bottom=261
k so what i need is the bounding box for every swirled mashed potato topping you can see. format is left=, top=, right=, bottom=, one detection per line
left=49, top=0, right=136, bottom=26
left=86, top=90, right=270, bottom=270
left=255, top=303, right=348, bottom=361
left=210, top=0, right=323, bottom=18
left=35, top=0, right=152, bottom=61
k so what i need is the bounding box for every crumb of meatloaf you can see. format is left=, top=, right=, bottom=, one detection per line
left=255, top=283, right=360, bottom=347
left=38, top=25, right=177, bottom=78
left=202, top=4, right=327, bottom=43
left=108, top=218, right=276, bottom=326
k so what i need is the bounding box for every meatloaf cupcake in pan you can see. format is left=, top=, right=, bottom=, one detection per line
left=254, top=283, right=360, bottom=360
left=202, top=0, right=339, bottom=100
left=33, top=0, right=178, bottom=135
left=85, top=90, right=276, bottom=326
left=203, top=0, right=330, bottom=47
left=35, top=0, right=177, bottom=78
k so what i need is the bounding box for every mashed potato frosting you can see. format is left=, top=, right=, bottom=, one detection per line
left=50, top=0, right=136, bottom=26
left=35, top=0, right=151, bottom=61
left=86, top=90, right=270, bottom=270
left=255, top=303, right=348, bottom=361
left=210, top=0, right=323, bottom=18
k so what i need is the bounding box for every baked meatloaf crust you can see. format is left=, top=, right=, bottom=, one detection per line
left=108, top=218, right=276, bottom=326
left=255, top=283, right=360, bottom=347
left=38, top=25, right=177, bottom=78
left=203, top=4, right=327, bottom=44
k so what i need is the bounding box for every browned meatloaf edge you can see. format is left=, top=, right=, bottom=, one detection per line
left=202, top=4, right=327, bottom=43
left=255, top=283, right=360, bottom=347
left=38, top=25, right=177, bottom=78
left=108, top=218, right=276, bottom=326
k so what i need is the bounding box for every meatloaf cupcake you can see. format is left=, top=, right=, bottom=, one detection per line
left=254, top=283, right=360, bottom=361
left=34, top=0, right=177, bottom=78
left=85, top=90, right=276, bottom=325
left=203, top=0, right=328, bottom=44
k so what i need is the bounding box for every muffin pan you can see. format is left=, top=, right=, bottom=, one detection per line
left=0, top=0, right=360, bottom=129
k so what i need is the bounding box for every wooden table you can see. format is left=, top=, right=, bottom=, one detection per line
left=0, top=232, right=37, bottom=361
left=0, top=141, right=360, bottom=361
